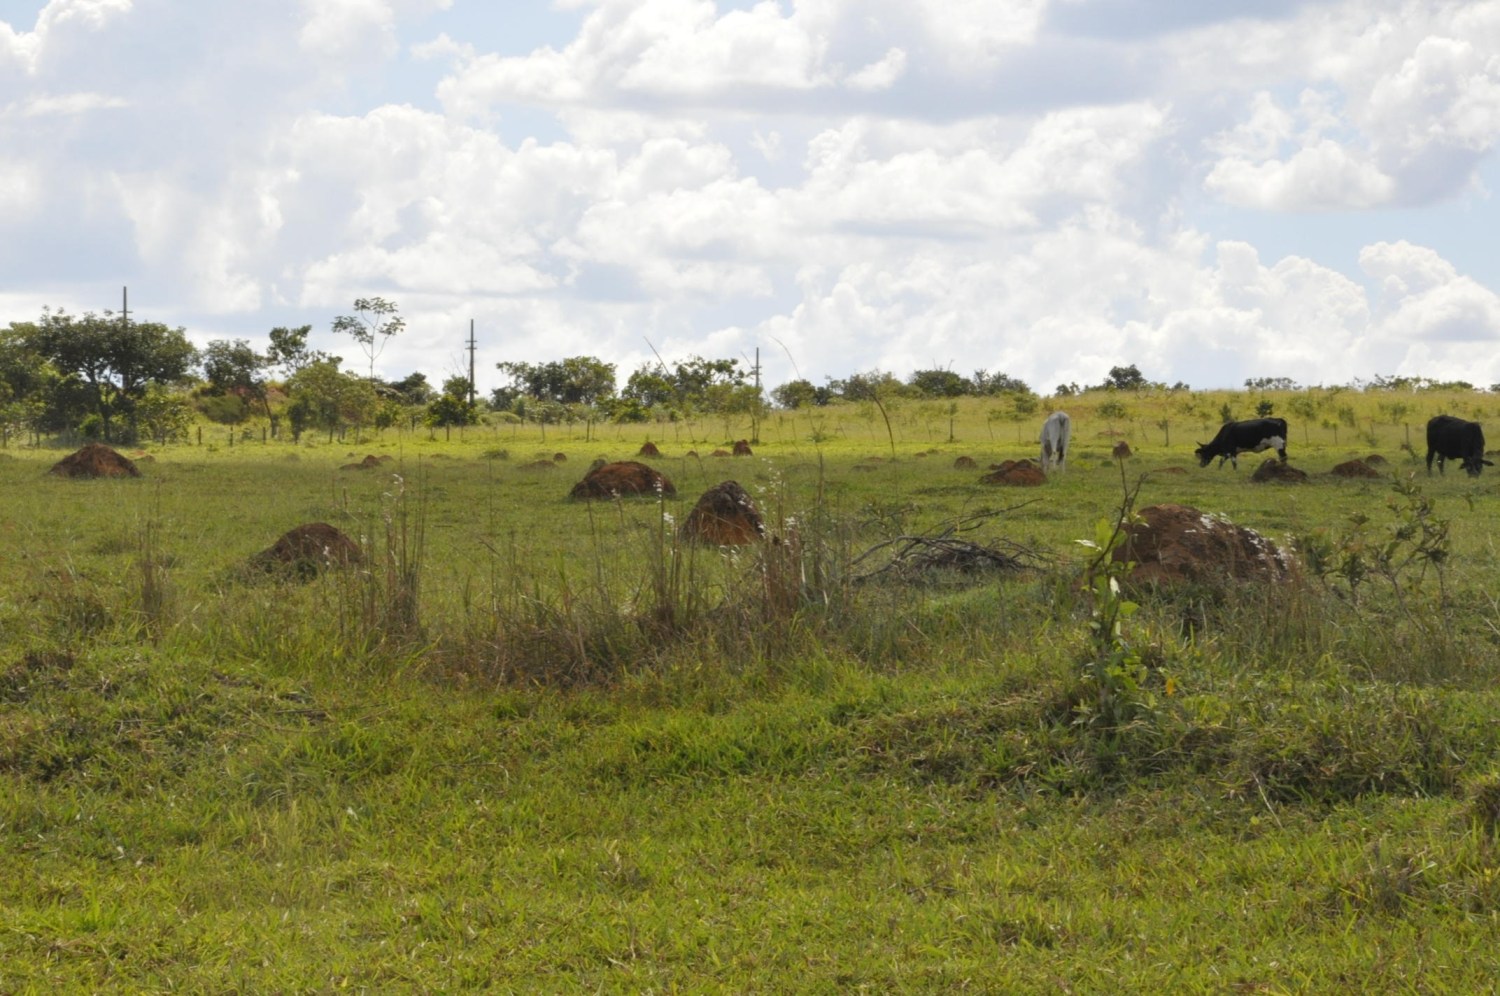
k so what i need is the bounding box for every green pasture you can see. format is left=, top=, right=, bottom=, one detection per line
left=4, top=389, right=1500, bottom=991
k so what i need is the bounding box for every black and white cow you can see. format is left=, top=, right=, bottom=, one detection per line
left=1040, top=411, right=1071, bottom=472
left=1194, top=417, right=1288, bottom=469
left=1425, top=414, right=1493, bottom=477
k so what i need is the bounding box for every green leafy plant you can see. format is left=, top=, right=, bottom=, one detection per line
left=1073, top=476, right=1161, bottom=733
left=1298, top=475, right=1450, bottom=609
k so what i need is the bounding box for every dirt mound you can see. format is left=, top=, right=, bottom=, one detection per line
left=1115, top=503, right=1297, bottom=586
left=1331, top=459, right=1381, bottom=478
left=1112, top=441, right=1133, bottom=458
left=1152, top=466, right=1189, bottom=475
left=980, top=459, right=1045, bottom=486
left=1251, top=459, right=1308, bottom=483
left=340, top=455, right=382, bottom=471
left=710, top=449, right=730, bottom=458
left=553, top=452, right=567, bottom=463
left=681, top=480, right=764, bottom=545
left=953, top=456, right=978, bottom=470
left=569, top=460, right=676, bottom=500
left=732, top=440, right=753, bottom=456
left=250, top=522, right=362, bottom=578
left=638, top=441, right=662, bottom=457
left=49, top=444, right=141, bottom=479
left=1364, top=453, right=1387, bottom=466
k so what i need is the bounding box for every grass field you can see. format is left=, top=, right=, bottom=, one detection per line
left=4, top=388, right=1500, bottom=991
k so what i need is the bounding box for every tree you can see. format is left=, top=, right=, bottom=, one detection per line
left=621, top=364, right=677, bottom=409
left=827, top=370, right=904, bottom=401
left=771, top=378, right=830, bottom=409
left=495, top=356, right=617, bottom=407
left=907, top=368, right=971, bottom=398
left=202, top=338, right=273, bottom=423
left=266, top=325, right=327, bottom=377
left=973, top=369, right=1032, bottom=395
left=331, top=297, right=405, bottom=382
left=426, top=378, right=478, bottom=431
left=1100, top=364, right=1146, bottom=391
left=20, top=308, right=196, bottom=443
left=388, top=371, right=434, bottom=405
left=285, top=359, right=379, bottom=442
left=621, top=355, right=746, bottom=413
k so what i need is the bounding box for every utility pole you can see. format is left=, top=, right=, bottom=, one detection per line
left=121, top=286, right=130, bottom=327
left=467, top=319, right=477, bottom=407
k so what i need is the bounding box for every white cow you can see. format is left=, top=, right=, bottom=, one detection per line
left=1040, top=411, right=1071, bottom=473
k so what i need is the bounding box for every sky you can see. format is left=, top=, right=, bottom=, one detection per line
left=1, top=0, right=1498, bottom=396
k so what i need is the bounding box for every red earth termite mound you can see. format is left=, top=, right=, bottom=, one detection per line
left=681, top=480, right=764, bottom=545
left=1114, top=503, right=1297, bottom=587
left=48, top=444, right=141, bottom=479
left=638, top=441, right=662, bottom=457
left=953, top=456, right=978, bottom=470
left=250, top=522, right=363, bottom=579
left=980, top=459, right=1045, bottom=486
left=1112, top=441, right=1133, bottom=458
left=732, top=440, right=753, bottom=456
left=569, top=460, right=676, bottom=500
left=1251, top=459, right=1308, bottom=483
left=1331, top=459, right=1381, bottom=478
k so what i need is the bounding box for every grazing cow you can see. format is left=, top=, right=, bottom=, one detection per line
left=1039, top=411, right=1071, bottom=472
left=1425, top=414, right=1493, bottom=477
left=1194, top=417, right=1288, bottom=469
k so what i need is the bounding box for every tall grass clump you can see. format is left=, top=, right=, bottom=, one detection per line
left=336, top=470, right=426, bottom=658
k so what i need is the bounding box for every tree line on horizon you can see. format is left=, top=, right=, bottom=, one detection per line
left=0, top=299, right=1488, bottom=446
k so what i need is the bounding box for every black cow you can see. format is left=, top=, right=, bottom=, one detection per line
left=1425, top=414, right=1493, bottom=477
left=1194, top=417, right=1289, bottom=469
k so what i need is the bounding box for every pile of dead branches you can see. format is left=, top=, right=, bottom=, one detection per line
left=850, top=506, right=1051, bottom=584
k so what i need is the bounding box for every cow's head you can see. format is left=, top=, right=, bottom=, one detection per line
left=1462, top=456, right=1495, bottom=477
left=1193, top=443, right=1213, bottom=467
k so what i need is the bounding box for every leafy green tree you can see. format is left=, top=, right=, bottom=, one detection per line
left=827, top=369, right=904, bottom=401
left=621, top=364, right=677, bottom=409
left=388, top=371, right=434, bottom=405
left=495, top=356, right=616, bottom=406
left=771, top=378, right=829, bottom=409
left=19, top=308, right=196, bottom=442
left=331, top=297, right=404, bottom=381
left=426, top=393, right=477, bottom=430
left=973, top=369, right=1032, bottom=395
left=266, top=325, right=326, bottom=377
left=1100, top=364, right=1146, bottom=391
left=201, top=338, right=273, bottom=423
left=907, top=368, right=971, bottom=398
left=285, top=359, right=379, bottom=442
